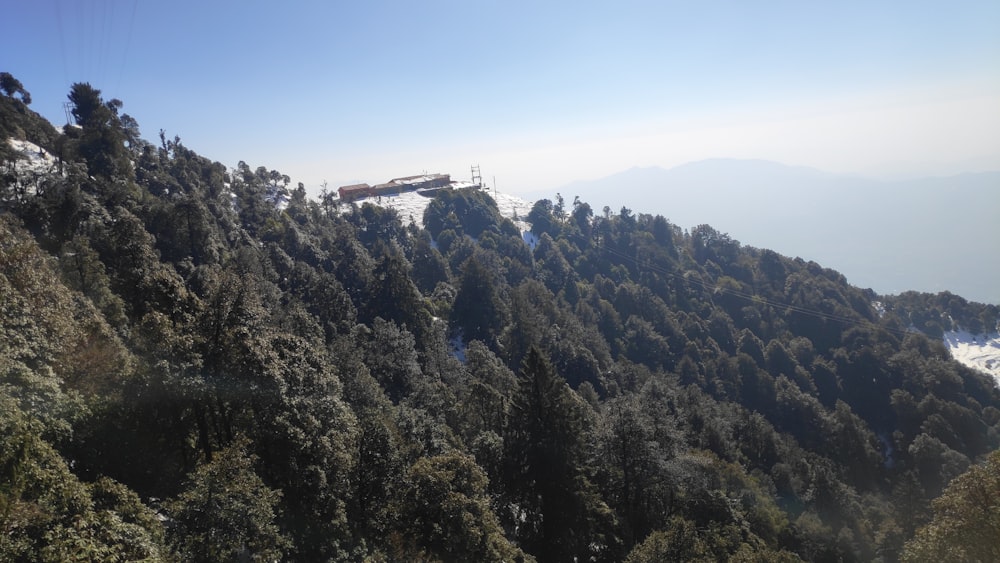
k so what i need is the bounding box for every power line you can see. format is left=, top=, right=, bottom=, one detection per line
left=85, top=0, right=95, bottom=79
left=53, top=0, right=69, bottom=86
left=97, top=0, right=108, bottom=84
left=116, top=0, right=139, bottom=93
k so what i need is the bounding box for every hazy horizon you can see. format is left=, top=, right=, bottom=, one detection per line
left=531, top=159, right=1000, bottom=306
left=6, top=1, right=999, bottom=302
left=4, top=1, right=999, bottom=195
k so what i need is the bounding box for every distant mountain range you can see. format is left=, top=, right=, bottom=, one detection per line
left=529, top=159, right=1000, bottom=304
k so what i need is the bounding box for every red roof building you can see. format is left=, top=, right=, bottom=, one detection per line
left=337, top=183, right=372, bottom=202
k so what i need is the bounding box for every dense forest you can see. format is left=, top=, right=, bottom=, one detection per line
left=2, top=74, right=999, bottom=562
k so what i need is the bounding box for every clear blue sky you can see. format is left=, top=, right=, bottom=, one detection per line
left=4, top=0, right=999, bottom=194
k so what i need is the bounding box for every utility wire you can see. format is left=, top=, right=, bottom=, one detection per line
left=53, top=0, right=70, bottom=87
left=116, top=0, right=138, bottom=93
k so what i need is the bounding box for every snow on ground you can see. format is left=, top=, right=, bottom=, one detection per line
left=376, top=190, right=434, bottom=225
left=4, top=139, right=59, bottom=197
left=449, top=332, right=467, bottom=363
left=944, top=330, right=1000, bottom=387
left=8, top=138, right=58, bottom=175
left=522, top=229, right=538, bottom=250
left=491, top=190, right=534, bottom=223
left=871, top=301, right=885, bottom=318
left=369, top=187, right=536, bottom=238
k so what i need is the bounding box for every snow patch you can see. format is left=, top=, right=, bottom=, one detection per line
left=7, top=139, right=58, bottom=175
left=378, top=191, right=432, bottom=225
left=943, top=330, right=1000, bottom=387
left=492, top=190, right=534, bottom=223
left=877, top=432, right=895, bottom=469
left=4, top=139, right=59, bottom=197
left=265, top=186, right=289, bottom=210
left=449, top=332, right=467, bottom=363
left=872, top=301, right=885, bottom=318
left=368, top=188, right=535, bottom=230
left=354, top=187, right=539, bottom=258
left=522, top=229, right=538, bottom=251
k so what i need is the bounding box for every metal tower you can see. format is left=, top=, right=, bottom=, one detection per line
left=471, top=165, right=482, bottom=188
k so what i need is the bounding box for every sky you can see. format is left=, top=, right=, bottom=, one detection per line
left=3, top=0, right=999, bottom=195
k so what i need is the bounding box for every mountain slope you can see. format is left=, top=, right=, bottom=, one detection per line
left=3, top=76, right=1000, bottom=562
left=536, top=160, right=1000, bottom=304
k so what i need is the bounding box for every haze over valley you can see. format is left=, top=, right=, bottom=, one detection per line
left=536, top=159, right=1000, bottom=305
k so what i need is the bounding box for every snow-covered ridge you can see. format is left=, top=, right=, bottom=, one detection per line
left=944, top=330, right=1000, bottom=387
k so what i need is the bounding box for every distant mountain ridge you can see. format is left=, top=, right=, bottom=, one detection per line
left=533, top=159, right=1000, bottom=304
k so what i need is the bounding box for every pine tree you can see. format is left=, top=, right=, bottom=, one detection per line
left=505, top=347, right=617, bottom=561
left=67, top=83, right=130, bottom=183
left=452, top=255, right=505, bottom=346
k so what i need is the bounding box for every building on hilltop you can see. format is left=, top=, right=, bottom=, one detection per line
left=337, top=183, right=373, bottom=202
left=339, top=174, right=452, bottom=202
left=389, top=174, right=451, bottom=190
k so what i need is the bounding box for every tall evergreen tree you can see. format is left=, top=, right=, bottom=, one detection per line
left=67, top=83, right=130, bottom=183
left=505, top=347, right=617, bottom=561
left=452, top=255, right=505, bottom=346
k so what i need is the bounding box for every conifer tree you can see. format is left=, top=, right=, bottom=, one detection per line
left=167, top=440, right=287, bottom=562
left=67, top=83, right=130, bottom=182
left=452, top=255, right=505, bottom=346
left=505, top=347, right=616, bottom=561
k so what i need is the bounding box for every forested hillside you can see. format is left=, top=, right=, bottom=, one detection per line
left=2, top=75, right=999, bottom=562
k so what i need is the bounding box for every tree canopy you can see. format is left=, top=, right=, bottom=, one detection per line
left=1, top=73, right=998, bottom=561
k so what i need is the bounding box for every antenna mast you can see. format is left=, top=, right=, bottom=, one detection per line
left=471, top=164, right=482, bottom=188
